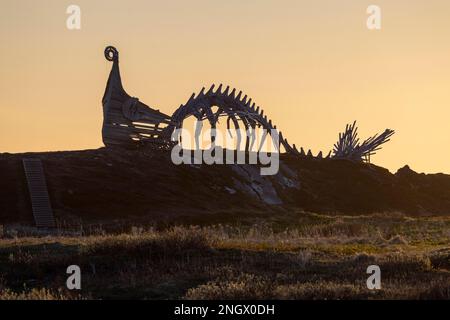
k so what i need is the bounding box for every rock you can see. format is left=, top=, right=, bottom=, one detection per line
left=231, top=165, right=283, bottom=205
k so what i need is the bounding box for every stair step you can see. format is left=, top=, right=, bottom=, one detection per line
left=23, top=159, right=56, bottom=228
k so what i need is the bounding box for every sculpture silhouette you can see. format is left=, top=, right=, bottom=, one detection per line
left=102, top=46, right=394, bottom=162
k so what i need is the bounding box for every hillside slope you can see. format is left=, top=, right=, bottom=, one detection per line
left=1, top=148, right=450, bottom=225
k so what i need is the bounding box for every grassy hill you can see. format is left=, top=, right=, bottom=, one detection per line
left=1, top=148, right=450, bottom=228
left=1, top=148, right=449, bottom=299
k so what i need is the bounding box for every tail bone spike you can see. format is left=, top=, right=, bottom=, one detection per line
left=229, top=88, right=236, bottom=98
left=207, top=84, right=215, bottom=94
left=186, top=93, right=196, bottom=105
left=300, top=148, right=306, bottom=156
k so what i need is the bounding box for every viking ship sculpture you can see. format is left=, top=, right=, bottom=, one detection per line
left=102, top=46, right=394, bottom=163
left=102, top=46, right=173, bottom=149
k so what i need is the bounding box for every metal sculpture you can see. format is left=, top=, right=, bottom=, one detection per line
left=333, top=121, right=395, bottom=162
left=102, top=46, right=394, bottom=163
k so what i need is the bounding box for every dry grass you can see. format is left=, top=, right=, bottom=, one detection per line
left=0, top=288, right=83, bottom=300
left=0, top=212, right=449, bottom=300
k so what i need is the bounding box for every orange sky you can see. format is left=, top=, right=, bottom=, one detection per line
left=1, top=0, right=450, bottom=173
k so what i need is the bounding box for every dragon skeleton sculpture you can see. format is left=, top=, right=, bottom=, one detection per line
left=102, top=46, right=394, bottom=162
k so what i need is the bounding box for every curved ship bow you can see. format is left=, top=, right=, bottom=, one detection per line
left=102, top=46, right=172, bottom=149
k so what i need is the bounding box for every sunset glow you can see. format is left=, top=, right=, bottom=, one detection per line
left=1, top=0, right=450, bottom=173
